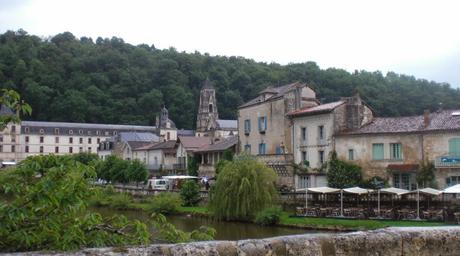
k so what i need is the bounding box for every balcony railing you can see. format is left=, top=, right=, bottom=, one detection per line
left=435, top=155, right=460, bottom=168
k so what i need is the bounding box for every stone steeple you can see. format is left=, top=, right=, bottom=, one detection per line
left=196, top=78, right=219, bottom=133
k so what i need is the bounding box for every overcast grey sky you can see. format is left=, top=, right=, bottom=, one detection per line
left=1, top=0, right=459, bottom=88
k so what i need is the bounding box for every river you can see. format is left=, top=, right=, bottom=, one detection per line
left=93, top=207, right=334, bottom=241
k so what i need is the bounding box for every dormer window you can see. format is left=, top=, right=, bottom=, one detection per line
left=54, top=128, right=59, bottom=134
left=39, top=129, right=44, bottom=134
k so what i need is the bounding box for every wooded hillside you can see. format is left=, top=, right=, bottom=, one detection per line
left=1, top=30, right=459, bottom=129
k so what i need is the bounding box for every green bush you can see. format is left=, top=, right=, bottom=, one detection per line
left=109, top=193, right=132, bottom=210
left=149, top=193, right=182, bottom=214
left=180, top=180, right=201, bottom=206
left=254, top=206, right=282, bottom=226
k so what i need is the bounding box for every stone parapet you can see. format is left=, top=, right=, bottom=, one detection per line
left=7, top=226, right=460, bottom=256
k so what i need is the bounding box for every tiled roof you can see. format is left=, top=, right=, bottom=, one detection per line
left=342, top=110, right=460, bottom=135
left=195, top=136, right=238, bottom=153
left=177, top=136, right=210, bottom=151
left=239, top=82, right=306, bottom=109
left=288, top=101, right=344, bottom=117
left=21, top=120, right=156, bottom=131
left=134, top=140, right=176, bottom=153
left=217, top=119, right=237, bottom=129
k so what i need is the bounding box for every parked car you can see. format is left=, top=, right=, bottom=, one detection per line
left=147, top=178, right=170, bottom=190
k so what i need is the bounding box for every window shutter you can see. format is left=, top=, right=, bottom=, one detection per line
left=264, top=116, right=267, bottom=131
left=449, top=138, right=460, bottom=156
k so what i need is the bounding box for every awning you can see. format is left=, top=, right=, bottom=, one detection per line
left=343, top=187, right=374, bottom=195
left=307, top=187, right=341, bottom=194
left=406, top=187, right=442, bottom=196
left=387, top=164, right=419, bottom=173
left=161, top=175, right=199, bottom=179
left=443, top=184, right=460, bottom=194
left=379, top=187, right=409, bottom=195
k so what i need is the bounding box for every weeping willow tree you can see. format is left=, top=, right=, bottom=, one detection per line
left=209, top=154, right=278, bottom=221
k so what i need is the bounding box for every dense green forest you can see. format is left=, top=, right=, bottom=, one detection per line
left=1, top=29, right=459, bottom=129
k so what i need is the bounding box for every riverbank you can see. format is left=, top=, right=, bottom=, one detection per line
left=88, top=190, right=447, bottom=231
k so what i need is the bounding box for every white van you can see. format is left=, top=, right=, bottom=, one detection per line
left=147, top=178, right=170, bottom=190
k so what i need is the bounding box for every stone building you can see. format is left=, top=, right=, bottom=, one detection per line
left=175, top=136, right=210, bottom=171
left=335, top=109, right=460, bottom=189
left=156, top=106, right=177, bottom=141
left=237, top=82, right=318, bottom=188
left=195, top=78, right=237, bottom=138
left=98, top=132, right=159, bottom=160
left=288, top=95, right=373, bottom=188
left=193, top=136, right=238, bottom=178
left=132, top=140, right=177, bottom=173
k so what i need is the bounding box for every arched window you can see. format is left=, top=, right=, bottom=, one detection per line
left=209, top=104, right=213, bottom=113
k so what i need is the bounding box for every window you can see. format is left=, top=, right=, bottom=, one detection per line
left=69, top=129, right=73, bottom=135
left=88, top=138, right=92, bottom=144
left=318, top=125, right=325, bottom=140
left=0, top=135, right=3, bottom=142
left=25, top=146, right=29, bottom=153
left=390, top=143, right=401, bottom=160
left=79, top=147, right=83, bottom=153
left=449, top=138, right=460, bottom=156
left=11, top=136, right=15, bottom=143
left=40, top=136, right=44, bottom=143
left=348, top=149, right=354, bottom=160
left=301, top=151, right=307, bottom=162
left=113, top=131, right=117, bottom=135
left=167, top=132, right=170, bottom=140
left=25, top=136, right=29, bottom=143
left=372, top=143, right=384, bottom=160
left=298, top=176, right=310, bottom=188
left=319, top=150, right=325, bottom=164
left=209, top=104, right=213, bottom=113
left=54, top=128, right=59, bottom=134
left=69, top=147, right=73, bottom=153
left=258, top=116, right=267, bottom=133
left=39, top=129, right=44, bottom=134
left=301, top=127, right=307, bottom=141
left=55, top=137, right=59, bottom=143
left=393, top=173, right=412, bottom=190
left=244, top=119, right=251, bottom=134
left=446, top=176, right=460, bottom=187
left=88, top=147, right=92, bottom=153
left=69, top=137, right=73, bottom=144
left=275, top=146, right=282, bottom=155
left=97, top=138, right=100, bottom=144
left=11, top=125, right=16, bottom=133
left=79, top=138, right=83, bottom=144
left=55, top=146, right=59, bottom=153
left=96, top=131, right=100, bottom=135
left=39, top=146, right=44, bottom=153
left=244, top=144, right=251, bottom=152
left=11, top=145, right=15, bottom=152
left=0, top=145, right=2, bottom=152
left=258, top=143, right=266, bottom=155
left=24, top=127, right=30, bottom=133
left=79, top=130, right=83, bottom=135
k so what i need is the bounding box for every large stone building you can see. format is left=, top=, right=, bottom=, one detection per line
left=288, top=95, right=373, bottom=188
left=335, top=109, right=460, bottom=189
left=196, top=78, right=237, bottom=138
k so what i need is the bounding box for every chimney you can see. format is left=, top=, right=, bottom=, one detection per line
left=423, top=110, right=430, bottom=127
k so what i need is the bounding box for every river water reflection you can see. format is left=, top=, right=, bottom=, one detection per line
left=93, top=208, right=334, bottom=241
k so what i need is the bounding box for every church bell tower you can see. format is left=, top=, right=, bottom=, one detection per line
left=196, top=78, right=219, bottom=135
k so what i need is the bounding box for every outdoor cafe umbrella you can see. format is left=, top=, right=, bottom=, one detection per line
left=374, top=187, right=409, bottom=217
left=405, top=187, right=441, bottom=220
left=296, top=187, right=341, bottom=209
left=442, top=184, right=460, bottom=193
left=341, top=187, right=374, bottom=217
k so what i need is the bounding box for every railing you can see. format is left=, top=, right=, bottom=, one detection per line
left=256, top=154, right=294, bottom=164
left=435, top=155, right=460, bottom=168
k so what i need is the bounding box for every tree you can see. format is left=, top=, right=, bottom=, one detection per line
left=209, top=154, right=278, bottom=221
left=180, top=180, right=201, bottom=206
left=128, top=159, right=149, bottom=186
left=326, top=152, right=363, bottom=188
left=187, top=155, right=199, bottom=176
left=0, top=155, right=149, bottom=252
left=417, top=160, right=436, bottom=188
left=0, top=89, right=31, bottom=130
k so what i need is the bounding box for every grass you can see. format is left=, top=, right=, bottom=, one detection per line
left=279, top=212, right=446, bottom=230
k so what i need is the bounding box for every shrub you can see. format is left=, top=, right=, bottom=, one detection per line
left=109, top=193, right=132, bottom=210
left=180, top=180, right=201, bottom=206
left=150, top=193, right=182, bottom=214
left=254, top=206, right=282, bottom=226
left=326, top=151, right=362, bottom=188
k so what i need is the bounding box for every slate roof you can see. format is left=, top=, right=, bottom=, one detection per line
left=134, top=140, right=176, bottom=153
left=341, top=110, right=460, bottom=135
left=177, top=136, right=210, bottom=151
left=288, top=101, right=344, bottom=117
left=177, top=129, right=195, bottom=137
left=127, top=141, right=153, bottom=150
left=217, top=119, right=237, bottom=129
left=194, top=136, right=238, bottom=153
left=239, top=82, right=307, bottom=109
left=119, top=132, right=159, bottom=142
left=0, top=105, right=14, bottom=116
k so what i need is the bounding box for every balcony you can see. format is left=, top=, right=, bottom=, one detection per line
left=435, top=155, right=460, bottom=168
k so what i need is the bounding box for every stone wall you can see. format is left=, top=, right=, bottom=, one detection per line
left=10, top=226, right=460, bottom=256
